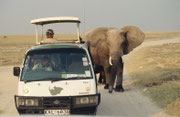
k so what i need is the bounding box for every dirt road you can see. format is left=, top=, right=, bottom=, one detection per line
left=97, top=73, right=165, bottom=117
left=0, top=66, right=18, bottom=115
left=0, top=38, right=179, bottom=116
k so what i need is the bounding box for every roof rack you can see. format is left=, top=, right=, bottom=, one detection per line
left=31, top=17, right=81, bottom=44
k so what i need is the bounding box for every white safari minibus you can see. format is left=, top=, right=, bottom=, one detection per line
left=13, top=17, right=100, bottom=115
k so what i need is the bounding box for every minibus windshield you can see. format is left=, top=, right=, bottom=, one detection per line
left=21, top=48, right=93, bottom=82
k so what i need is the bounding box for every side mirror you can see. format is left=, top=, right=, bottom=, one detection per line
left=13, top=67, right=20, bottom=76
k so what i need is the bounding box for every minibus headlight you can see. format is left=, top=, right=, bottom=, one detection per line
left=89, top=96, right=98, bottom=104
left=16, top=97, right=41, bottom=107
left=74, top=96, right=98, bottom=105
left=25, top=99, right=39, bottom=106
left=76, top=97, right=89, bottom=104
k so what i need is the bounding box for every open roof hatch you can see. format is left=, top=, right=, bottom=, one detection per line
left=31, top=17, right=81, bottom=44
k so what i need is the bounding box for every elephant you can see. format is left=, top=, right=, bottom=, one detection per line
left=93, top=64, right=106, bottom=84
left=82, top=26, right=145, bottom=93
left=98, top=68, right=106, bottom=84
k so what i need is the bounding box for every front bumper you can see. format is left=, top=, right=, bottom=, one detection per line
left=14, top=94, right=100, bottom=115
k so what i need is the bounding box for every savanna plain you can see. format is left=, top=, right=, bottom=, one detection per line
left=0, top=31, right=180, bottom=116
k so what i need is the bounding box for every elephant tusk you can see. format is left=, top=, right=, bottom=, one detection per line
left=109, top=56, right=113, bottom=66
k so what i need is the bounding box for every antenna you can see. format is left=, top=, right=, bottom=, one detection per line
left=83, top=0, right=86, bottom=32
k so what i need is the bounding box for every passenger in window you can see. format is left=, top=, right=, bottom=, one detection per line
left=32, top=56, right=52, bottom=71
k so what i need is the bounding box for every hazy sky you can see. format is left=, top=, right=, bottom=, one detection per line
left=0, top=0, right=180, bottom=34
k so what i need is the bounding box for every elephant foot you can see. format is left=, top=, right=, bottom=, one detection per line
left=115, top=85, right=124, bottom=92
left=108, top=85, right=113, bottom=93
left=104, top=84, right=109, bottom=89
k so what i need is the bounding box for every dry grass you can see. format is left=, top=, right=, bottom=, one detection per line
left=0, top=34, right=35, bottom=66
left=144, top=31, right=180, bottom=40
left=165, top=98, right=180, bottom=116
left=55, top=33, right=78, bottom=40
left=0, top=34, right=77, bottom=66
left=0, top=34, right=35, bottom=45
left=126, top=43, right=180, bottom=116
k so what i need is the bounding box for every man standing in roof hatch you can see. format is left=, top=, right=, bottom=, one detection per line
left=41, top=29, right=58, bottom=44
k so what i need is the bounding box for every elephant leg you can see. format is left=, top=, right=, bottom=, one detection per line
left=103, top=61, right=117, bottom=93
left=100, top=69, right=106, bottom=84
left=104, top=64, right=117, bottom=93
left=108, top=68, right=117, bottom=93
left=98, top=66, right=106, bottom=84
left=98, top=72, right=103, bottom=83
left=104, top=67, right=111, bottom=89
left=102, top=72, right=106, bottom=84
left=115, top=57, right=124, bottom=92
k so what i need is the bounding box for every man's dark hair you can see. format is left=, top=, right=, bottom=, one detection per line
left=46, top=29, right=54, bottom=36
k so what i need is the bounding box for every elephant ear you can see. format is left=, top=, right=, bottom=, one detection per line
left=120, top=26, right=145, bottom=55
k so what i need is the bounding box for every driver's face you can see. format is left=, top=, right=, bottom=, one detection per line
left=42, top=60, right=49, bottom=67
left=47, top=34, right=54, bottom=38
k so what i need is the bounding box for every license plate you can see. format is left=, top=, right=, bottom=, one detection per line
left=44, top=109, right=70, bottom=115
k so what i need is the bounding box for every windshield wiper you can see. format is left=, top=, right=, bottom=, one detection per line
left=50, top=78, right=68, bottom=83
left=67, top=77, right=87, bottom=80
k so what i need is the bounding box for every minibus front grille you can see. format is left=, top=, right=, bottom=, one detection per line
left=43, top=97, right=71, bottom=109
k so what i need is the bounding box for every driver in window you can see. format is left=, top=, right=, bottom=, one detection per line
left=32, top=56, right=52, bottom=71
